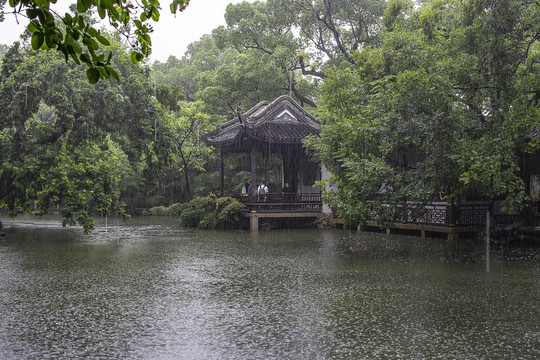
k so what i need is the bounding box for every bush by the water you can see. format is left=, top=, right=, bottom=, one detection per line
left=149, top=203, right=189, bottom=217
left=149, top=196, right=244, bottom=229
left=179, top=195, right=244, bottom=229
left=167, top=203, right=189, bottom=217
left=149, top=206, right=168, bottom=216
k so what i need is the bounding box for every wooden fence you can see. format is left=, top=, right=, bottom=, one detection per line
left=231, top=193, right=322, bottom=213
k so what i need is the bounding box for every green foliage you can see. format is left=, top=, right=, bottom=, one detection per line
left=149, top=202, right=189, bottom=217
left=151, top=35, right=222, bottom=102
left=0, top=40, right=169, bottom=232
left=148, top=195, right=167, bottom=208
left=196, top=49, right=290, bottom=115
left=166, top=202, right=188, bottom=217
left=215, top=197, right=244, bottom=229
left=178, top=202, right=207, bottom=228
left=155, top=83, right=184, bottom=111
left=308, top=0, right=540, bottom=227
left=3, top=0, right=190, bottom=83
left=149, top=205, right=168, bottom=216
left=161, top=101, right=216, bottom=200
left=178, top=195, right=244, bottom=229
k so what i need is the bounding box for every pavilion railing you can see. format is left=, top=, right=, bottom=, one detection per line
left=391, top=200, right=534, bottom=226
left=229, top=194, right=537, bottom=225
left=231, top=193, right=322, bottom=213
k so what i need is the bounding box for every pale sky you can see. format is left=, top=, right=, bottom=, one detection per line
left=0, top=0, right=255, bottom=63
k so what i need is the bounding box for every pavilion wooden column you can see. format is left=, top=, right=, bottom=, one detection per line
left=250, top=145, right=257, bottom=190
left=282, top=145, right=300, bottom=193
left=220, top=147, right=225, bottom=196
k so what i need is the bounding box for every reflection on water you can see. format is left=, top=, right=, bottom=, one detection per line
left=1, top=215, right=539, bottom=359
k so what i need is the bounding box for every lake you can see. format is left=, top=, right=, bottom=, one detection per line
left=1, top=215, right=539, bottom=359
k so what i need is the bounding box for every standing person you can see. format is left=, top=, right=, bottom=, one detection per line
left=282, top=182, right=291, bottom=193
left=257, top=181, right=268, bottom=202
left=247, top=180, right=256, bottom=208
left=282, top=182, right=292, bottom=203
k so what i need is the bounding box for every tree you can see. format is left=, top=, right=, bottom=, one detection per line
left=212, top=0, right=318, bottom=107
left=306, top=0, right=540, bottom=228
left=161, top=101, right=216, bottom=201
left=1, top=0, right=191, bottom=83
left=0, top=39, right=168, bottom=232
left=195, top=48, right=289, bottom=116
left=151, top=35, right=223, bottom=102
left=213, top=0, right=386, bottom=105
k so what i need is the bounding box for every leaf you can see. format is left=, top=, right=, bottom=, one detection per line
left=27, top=21, right=40, bottom=33
left=98, top=66, right=110, bottom=79
left=151, top=7, right=160, bottom=21
left=31, top=32, right=45, bottom=50
left=83, top=36, right=99, bottom=51
left=98, top=5, right=106, bottom=19
left=45, top=32, right=57, bottom=49
left=77, top=0, right=90, bottom=13
left=35, top=0, right=49, bottom=9
left=69, top=51, right=81, bottom=65
left=41, top=8, right=55, bottom=25
left=105, top=66, right=119, bottom=81
left=86, top=27, right=98, bottom=37
left=64, top=13, right=73, bottom=27
left=96, top=34, right=111, bottom=46
left=86, top=67, right=100, bottom=84
left=26, top=8, right=40, bottom=19
left=130, top=51, right=144, bottom=63
left=80, top=53, right=92, bottom=66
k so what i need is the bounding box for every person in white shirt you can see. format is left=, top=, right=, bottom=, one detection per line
left=257, top=181, right=268, bottom=202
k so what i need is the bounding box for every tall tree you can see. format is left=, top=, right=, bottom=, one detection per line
left=161, top=101, right=216, bottom=200
left=195, top=48, right=289, bottom=116
left=0, top=39, right=167, bottom=232
left=212, top=0, right=325, bottom=107
left=213, top=0, right=386, bottom=106
left=306, top=0, right=540, bottom=228
left=152, top=35, right=223, bottom=102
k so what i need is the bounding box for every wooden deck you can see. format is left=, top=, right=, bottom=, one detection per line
left=362, top=220, right=476, bottom=240
left=231, top=193, right=326, bottom=231
left=232, top=195, right=537, bottom=237
left=232, top=193, right=323, bottom=213
left=243, top=210, right=331, bottom=232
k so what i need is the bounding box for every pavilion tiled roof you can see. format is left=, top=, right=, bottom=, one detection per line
left=204, top=95, right=320, bottom=146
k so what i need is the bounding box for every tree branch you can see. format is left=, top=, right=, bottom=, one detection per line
left=290, top=81, right=318, bottom=108
left=298, top=54, right=325, bottom=78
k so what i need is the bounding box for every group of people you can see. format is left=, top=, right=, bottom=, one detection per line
left=241, top=180, right=294, bottom=196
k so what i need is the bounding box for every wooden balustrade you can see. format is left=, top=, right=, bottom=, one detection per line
left=231, top=193, right=322, bottom=212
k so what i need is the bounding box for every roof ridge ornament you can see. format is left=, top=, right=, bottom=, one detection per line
left=237, top=101, right=244, bottom=127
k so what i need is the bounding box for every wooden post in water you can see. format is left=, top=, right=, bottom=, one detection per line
left=220, top=148, right=225, bottom=196
left=486, top=210, right=490, bottom=241
left=250, top=212, right=259, bottom=232
left=486, top=210, right=490, bottom=272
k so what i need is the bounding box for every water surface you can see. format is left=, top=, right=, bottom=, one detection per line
left=1, top=215, right=539, bottom=359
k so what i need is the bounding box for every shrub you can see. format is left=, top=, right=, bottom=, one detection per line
left=179, top=207, right=205, bottom=228
left=178, top=196, right=244, bottom=229
left=199, top=212, right=217, bottom=229
left=216, top=199, right=244, bottom=229
left=167, top=203, right=188, bottom=217
left=191, top=195, right=217, bottom=212
left=149, top=206, right=168, bottom=216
